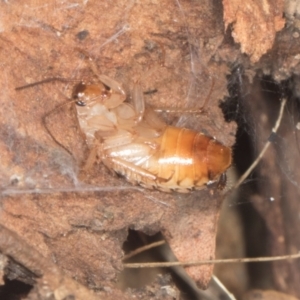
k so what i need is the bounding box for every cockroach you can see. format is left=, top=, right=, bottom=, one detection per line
left=16, top=67, right=231, bottom=193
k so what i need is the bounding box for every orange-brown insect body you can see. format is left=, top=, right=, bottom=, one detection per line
left=109, top=126, right=232, bottom=192
left=157, top=127, right=231, bottom=190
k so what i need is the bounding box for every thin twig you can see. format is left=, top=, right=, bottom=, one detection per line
left=123, top=252, right=300, bottom=268
left=212, top=276, right=237, bottom=300
left=232, top=97, right=287, bottom=191
left=123, top=241, right=165, bottom=260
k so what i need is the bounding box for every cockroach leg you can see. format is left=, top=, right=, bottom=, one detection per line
left=105, top=157, right=158, bottom=182
left=216, top=173, right=227, bottom=190
left=98, top=74, right=126, bottom=96
left=153, top=78, right=216, bottom=114
left=82, top=144, right=99, bottom=171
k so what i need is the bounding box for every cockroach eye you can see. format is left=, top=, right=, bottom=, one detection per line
left=76, top=100, right=86, bottom=106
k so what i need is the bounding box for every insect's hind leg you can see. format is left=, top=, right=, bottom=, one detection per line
left=81, top=144, right=100, bottom=171
left=216, top=172, right=227, bottom=190
left=103, top=157, right=168, bottom=188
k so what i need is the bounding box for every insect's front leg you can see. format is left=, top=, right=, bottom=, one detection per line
left=97, top=75, right=126, bottom=96
left=98, top=75, right=127, bottom=109
left=131, top=83, right=167, bottom=133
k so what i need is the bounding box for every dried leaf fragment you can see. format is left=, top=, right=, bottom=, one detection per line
left=223, top=0, right=285, bottom=62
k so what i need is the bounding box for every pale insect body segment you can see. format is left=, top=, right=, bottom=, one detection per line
left=72, top=75, right=232, bottom=193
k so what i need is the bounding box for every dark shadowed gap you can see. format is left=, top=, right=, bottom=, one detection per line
left=220, top=68, right=276, bottom=290
left=0, top=278, right=32, bottom=300
left=119, top=229, right=208, bottom=300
